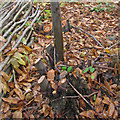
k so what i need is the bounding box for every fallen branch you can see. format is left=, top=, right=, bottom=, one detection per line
left=0, top=4, right=45, bottom=71
left=72, top=25, right=105, bottom=49
left=66, top=77, right=103, bottom=118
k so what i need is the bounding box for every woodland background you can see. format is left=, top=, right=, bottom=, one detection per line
left=0, top=1, right=119, bottom=119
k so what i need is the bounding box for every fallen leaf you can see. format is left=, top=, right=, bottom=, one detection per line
left=2, top=97, right=19, bottom=104
left=47, top=69, right=55, bottom=81
left=0, top=71, right=10, bottom=82
left=14, top=88, right=25, bottom=100
left=80, top=110, right=95, bottom=118
left=13, top=110, right=22, bottom=118
left=108, top=102, right=115, bottom=117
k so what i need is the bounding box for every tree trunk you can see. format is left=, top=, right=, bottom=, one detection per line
left=51, top=2, right=64, bottom=62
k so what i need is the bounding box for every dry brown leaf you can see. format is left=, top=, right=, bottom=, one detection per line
left=0, top=71, right=10, bottom=82
left=15, top=68, right=24, bottom=74
left=13, top=110, right=22, bottom=118
left=0, top=36, right=7, bottom=42
left=104, top=80, right=113, bottom=95
left=80, top=98, right=86, bottom=109
left=95, top=97, right=102, bottom=106
left=49, top=109, right=54, bottom=119
left=3, top=103, right=10, bottom=113
left=42, top=104, right=50, bottom=117
left=34, top=94, right=42, bottom=103
left=8, top=82, right=14, bottom=89
left=58, top=78, right=66, bottom=86
left=108, top=102, right=115, bottom=117
left=22, top=45, right=32, bottom=52
left=102, top=96, right=110, bottom=105
left=14, top=88, right=25, bottom=100
left=113, top=110, right=118, bottom=118
left=0, top=110, right=11, bottom=119
left=50, top=81, right=57, bottom=90
left=114, top=63, right=117, bottom=75
left=23, top=112, right=29, bottom=119
left=80, top=110, right=95, bottom=118
left=2, top=97, right=19, bottom=104
left=47, top=69, right=55, bottom=81
left=59, top=71, right=67, bottom=80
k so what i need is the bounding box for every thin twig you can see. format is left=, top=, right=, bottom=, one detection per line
left=51, top=91, right=98, bottom=103
left=13, top=2, right=30, bottom=22
left=0, top=5, right=39, bottom=53
left=72, top=25, right=105, bottom=49
left=66, top=78, right=103, bottom=118
left=109, top=41, right=120, bottom=49
left=0, top=5, right=45, bottom=71
left=0, top=1, right=20, bottom=28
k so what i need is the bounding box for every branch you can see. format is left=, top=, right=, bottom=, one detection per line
left=66, top=77, right=103, bottom=118
left=72, top=25, right=105, bottom=49
left=0, top=5, right=44, bottom=71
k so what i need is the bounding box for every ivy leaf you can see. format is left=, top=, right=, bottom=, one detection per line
left=67, top=66, right=72, bottom=73
left=82, top=67, right=89, bottom=73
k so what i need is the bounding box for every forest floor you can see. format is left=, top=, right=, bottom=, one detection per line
left=0, top=2, right=119, bottom=119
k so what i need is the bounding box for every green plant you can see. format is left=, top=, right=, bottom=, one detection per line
left=83, top=66, right=95, bottom=80
left=61, top=66, right=72, bottom=73
left=82, top=66, right=95, bottom=74
left=44, top=10, right=51, bottom=19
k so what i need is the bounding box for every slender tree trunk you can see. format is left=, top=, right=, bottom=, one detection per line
left=51, top=2, right=64, bottom=62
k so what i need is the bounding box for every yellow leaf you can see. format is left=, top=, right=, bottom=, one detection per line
left=17, top=58, right=26, bottom=66
left=45, top=35, right=54, bottom=39
left=22, top=45, right=32, bottom=52
left=104, top=48, right=110, bottom=54
left=13, top=52, right=24, bottom=59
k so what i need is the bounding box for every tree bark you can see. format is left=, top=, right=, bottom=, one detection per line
left=51, top=2, right=64, bottom=62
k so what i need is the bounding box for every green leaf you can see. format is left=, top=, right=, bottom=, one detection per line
left=17, top=58, right=25, bottom=66
left=82, top=67, right=89, bottom=73
left=45, top=10, right=51, bottom=13
left=90, top=68, right=95, bottom=73
left=23, top=51, right=27, bottom=55
left=61, top=70, right=63, bottom=72
left=17, top=34, right=20, bottom=39
left=25, top=21, right=30, bottom=27
left=67, top=66, right=72, bottom=73
left=61, top=66, right=67, bottom=70
left=22, top=38, right=27, bottom=45
left=91, top=75, right=94, bottom=80
left=93, top=94, right=96, bottom=104
left=25, top=55, right=30, bottom=64
left=89, top=66, right=92, bottom=69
